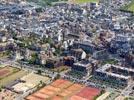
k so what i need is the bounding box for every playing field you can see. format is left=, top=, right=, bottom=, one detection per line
left=0, top=70, right=28, bottom=87
left=69, top=0, right=99, bottom=3
left=0, top=66, right=20, bottom=79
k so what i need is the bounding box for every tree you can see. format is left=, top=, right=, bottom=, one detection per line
left=29, top=53, right=38, bottom=64
left=54, top=74, right=60, bottom=80
left=0, top=87, right=2, bottom=92
left=12, top=32, right=17, bottom=40
left=55, top=48, right=61, bottom=56
left=37, top=70, right=42, bottom=75
left=45, top=37, right=52, bottom=44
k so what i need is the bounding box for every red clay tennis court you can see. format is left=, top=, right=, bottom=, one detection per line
left=26, top=79, right=101, bottom=100
left=0, top=67, right=13, bottom=78
left=51, top=95, right=63, bottom=100
left=26, top=95, right=44, bottom=100
left=51, top=79, right=66, bottom=87
left=66, top=83, right=84, bottom=92
left=0, top=66, right=20, bottom=79
left=75, top=87, right=101, bottom=100
left=70, top=95, right=88, bottom=100
left=0, top=69, right=10, bottom=77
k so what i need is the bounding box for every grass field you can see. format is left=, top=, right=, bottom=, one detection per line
left=0, top=66, right=20, bottom=79
left=127, top=2, right=134, bottom=12
left=52, top=66, right=69, bottom=72
left=121, top=0, right=134, bottom=13
left=101, top=59, right=118, bottom=65
left=69, top=0, right=99, bottom=3
left=0, top=70, right=28, bottom=87
left=27, top=0, right=68, bottom=6
left=28, top=0, right=99, bottom=6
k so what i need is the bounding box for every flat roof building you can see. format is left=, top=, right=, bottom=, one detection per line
left=95, top=64, right=134, bottom=85
left=72, top=60, right=92, bottom=76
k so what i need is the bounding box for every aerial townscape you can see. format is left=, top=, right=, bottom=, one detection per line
left=0, top=0, right=134, bottom=100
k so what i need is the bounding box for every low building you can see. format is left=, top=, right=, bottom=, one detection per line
left=63, top=56, right=75, bottom=66
left=45, top=57, right=64, bottom=69
left=72, top=60, right=92, bottom=76
left=125, top=52, right=134, bottom=67
left=70, top=49, right=87, bottom=61
left=93, top=49, right=109, bottom=60
left=73, top=41, right=95, bottom=54
left=64, top=48, right=87, bottom=61
left=95, top=64, right=134, bottom=85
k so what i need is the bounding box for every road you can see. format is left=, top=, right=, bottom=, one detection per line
left=121, top=81, right=134, bottom=96
left=0, top=58, right=63, bottom=80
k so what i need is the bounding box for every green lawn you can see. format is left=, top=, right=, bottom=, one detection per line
left=0, top=70, right=28, bottom=87
left=27, top=0, right=99, bottom=6
left=101, top=59, right=118, bottom=65
left=128, top=3, right=134, bottom=12
left=0, top=51, right=11, bottom=58
left=121, top=0, right=134, bottom=12
left=27, top=0, right=68, bottom=6
left=74, top=0, right=99, bottom=3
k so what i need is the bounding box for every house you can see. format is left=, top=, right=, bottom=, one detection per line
left=45, top=57, right=64, bottom=69
left=93, top=49, right=110, bottom=60
left=70, top=49, right=87, bottom=61
left=14, top=50, right=23, bottom=60
left=63, top=56, right=75, bottom=66
left=125, top=52, right=134, bottom=67
left=0, top=34, right=7, bottom=42
left=39, top=51, right=48, bottom=65
left=73, top=41, right=95, bottom=54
